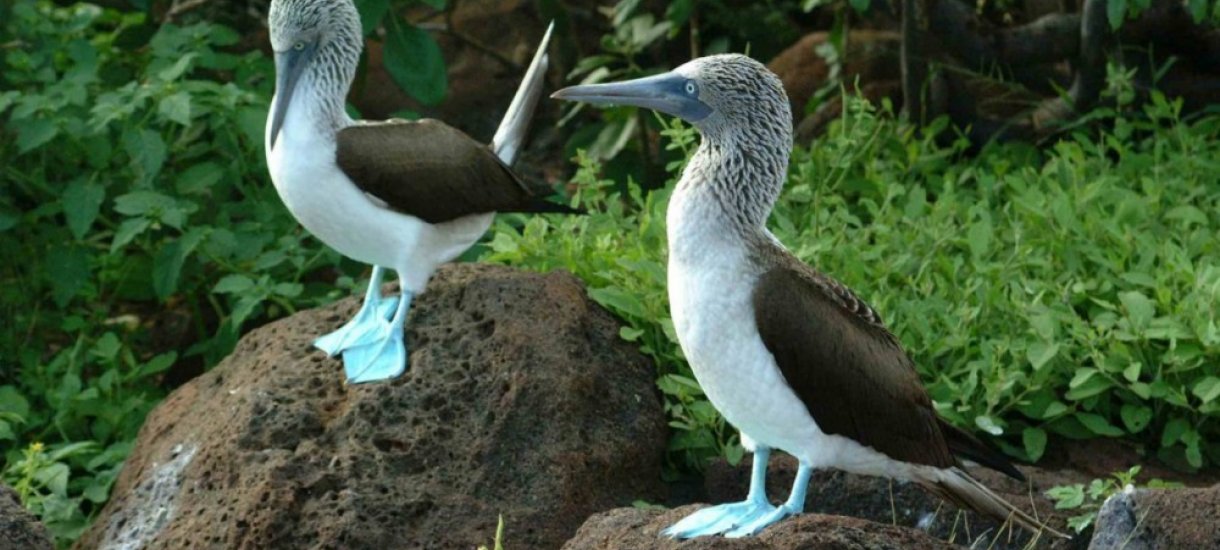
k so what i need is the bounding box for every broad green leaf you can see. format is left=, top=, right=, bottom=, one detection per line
left=1119, top=404, right=1151, bottom=433
left=356, top=0, right=391, bottom=35
left=382, top=18, right=447, bottom=105
left=1189, top=0, right=1208, bottom=22
left=110, top=218, right=151, bottom=253
left=153, top=229, right=206, bottom=300
left=588, top=287, right=647, bottom=319
left=966, top=216, right=991, bottom=258
left=46, top=246, right=91, bottom=307
left=0, top=207, right=18, bottom=232
left=91, top=333, right=122, bottom=361
left=17, top=118, right=57, bottom=153
left=114, top=191, right=176, bottom=217
left=1027, top=342, right=1059, bottom=371
left=158, top=91, right=192, bottom=125
left=1160, top=417, right=1189, bottom=447
left=1075, top=412, right=1123, bottom=437
left=1023, top=427, right=1047, bottom=462
left=0, top=386, right=31, bottom=418
left=176, top=162, right=225, bottom=195
left=122, top=129, right=168, bottom=186
left=1066, top=368, right=1112, bottom=400
left=974, top=415, right=1003, bottom=436
left=1118, top=290, right=1154, bottom=329
left=1192, top=376, right=1220, bottom=404
left=213, top=274, right=255, bottom=294
left=1107, top=0, right=1128, bottom=30
left=62, top=180, right=105, bottom=240
left=1046, top=484, right=1085, bottom=509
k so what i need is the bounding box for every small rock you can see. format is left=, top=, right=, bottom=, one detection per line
left=562, top=505, right=958, bottom=549
left=1089, top=483, right=1220, bottom=549
left=0, top=485, right=53, bottom=550
left=74, top=264, right=668, bottom=550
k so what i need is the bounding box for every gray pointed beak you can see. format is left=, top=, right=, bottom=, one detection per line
left=551, top=71, right=712, bottom=123
left=268, top=44, right=315, bottom=151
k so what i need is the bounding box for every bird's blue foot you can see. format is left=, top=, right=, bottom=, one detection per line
left=314, top=266, right=395, bottom=356
left=662, top=499, right=778, bottom=539
left=342, top=324, right=407, bottom=383
left=722, top=502, right=801, bottom=538
left=313, top=296, right=398, bottom=356
left=341, top=289, right=413, bottom=384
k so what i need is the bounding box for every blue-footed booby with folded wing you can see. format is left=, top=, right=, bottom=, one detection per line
left=266, top=0, right=573, bottom=383
left=553, top=55, right=1068, bottom=540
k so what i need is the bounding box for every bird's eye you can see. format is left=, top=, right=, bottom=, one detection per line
left=293, top=42, right=306, bottom=51
left=684, top=81, right=697, bottom=95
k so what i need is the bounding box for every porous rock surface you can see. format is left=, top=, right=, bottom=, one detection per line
left=0, top=484, right=53, bottom=550
left=74, top=263, right=667, bottom=550
left=1089, top=483, right=1220, bottom=549
left=561, top=505, right=958, bottom=550
left=704, top=454, right=1080, bottom=549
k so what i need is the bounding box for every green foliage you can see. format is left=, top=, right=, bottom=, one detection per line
left=1045, top=465, right=1183, bottom=533
left=354, top=0, right=447, bottom=106
left=487, top=95, right=1220, bottom=473
left=0, top=1, right=349, bottom=544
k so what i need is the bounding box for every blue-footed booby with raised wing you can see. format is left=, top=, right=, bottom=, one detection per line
left=266, top=0, right=573, bottom=383
left=553, top=55, right=1068, bottom=540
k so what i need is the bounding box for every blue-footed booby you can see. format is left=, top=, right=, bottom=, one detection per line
left=266, top=0, right=573, bottom=383
left=553, top=55, right=1068, bottom=540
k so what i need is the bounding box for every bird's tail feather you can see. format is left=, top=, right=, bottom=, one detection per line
left=917, top=467, right=1071, bottom=541
left=490, top=22, right=553, bottom=165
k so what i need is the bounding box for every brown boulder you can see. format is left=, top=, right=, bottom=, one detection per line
left=705, top=454, right=1080, bottom=549
left=0, top=485, right=52, bottom=550
left=1090, top=484, right=1220, bottom=549
left=74, top=263, right=667, bottom=550
left=562, top=504, right=958, bottom=549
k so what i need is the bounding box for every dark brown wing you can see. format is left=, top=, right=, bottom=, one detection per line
left=753, top=261, right=1018, bottom=477
left=335, top=119, right=576, bottom=224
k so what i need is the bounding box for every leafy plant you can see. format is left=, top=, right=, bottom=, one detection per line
left=476, top=514, right=506, bottom=550
left=1045, top=465, right=1183, bottom=533
left=353, top=0, right=447, bottom=107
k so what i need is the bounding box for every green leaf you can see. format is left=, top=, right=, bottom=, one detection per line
left=1046, top=484, right=1085, bottom=509
left=1107, top=0, right=1128, bottom=30
left=35, top=462, right=71, bottom=497
left=91, top=333, right=122, bottom=361
left=122, top=129, right=168, bottom=186
left=1119, top=403, right=1152, bottom=433
left=588, top=287, right=647, bottom=319
left=417, top=0, right=445, bottom=8
left=1027, top=342, right=1059, bottom=371
left=974, top=415, right=1003, bottom=436
left=356, top=0, right=391, bottom=35
left=110, top=218, right=151, bottom=253
left=114, top=190, right=176, bottom=217
left=1189, top=0, right=1208, bottom=22
left=176, top=162, right=225, bottom=195
left=213, top=274, right=255, bottom=294
left=158, top=91, right=192, bottom=125
left=46, top=246, right=91, bottom=307
left=0, top=386, right=31, bottom=418
left=0, top=207, right=18, bottom=232
left=17, top=118, right=57, bottom=153
left=152, top=229, right=206, bottom=300
left=1075, top=412, right=1124, bottom=437
left=383, top=18, right=447, bottom=105
left=848, top=0, right=871, bottom=12
left=1160, top=417, right=1189, bottom=447
left=1192, top=376, right=1220, bottom=404
left=1066, top=368, right=1112, bottom=400
left=62, top=180, right=105, bottom=240
left=966, top=216, right=991, bottom=258
left=1118, top=290, right=1154, bottom=329
left=1023, top=427, right=1048, bottom=462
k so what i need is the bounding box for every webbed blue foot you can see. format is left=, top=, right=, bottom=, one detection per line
left=662, top=447, right=776, bottom=539
left=342, top=289, right=413, bottom=384
left=315, top=266, right=396, bottom=356
left=663, top=499, right=778, bottom=538
left=724, top=461, right=813, bottom=538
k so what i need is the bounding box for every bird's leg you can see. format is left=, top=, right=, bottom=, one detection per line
left=342, top=289, right=412, bottom=383
left=314, top=266, right=399, bottom=356
left=724, top=461, right=812, bottom=538
left=661, top=447, right=777, bottom=539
